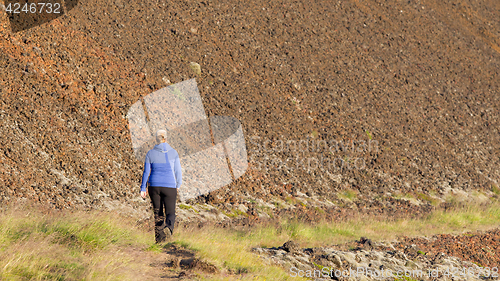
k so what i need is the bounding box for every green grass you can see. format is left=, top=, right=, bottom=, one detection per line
left=273, top=201, right=283, bottom=208
left=179, top=203, right=199, bottom=213
left=492, top=184, right=500, bottom=195
left=416, top=192, right=440, bottom=206
left=0, top=211, right=141, bottom=251
left=311, top=130, right=318, bottom=138
left=314, top=207, right=325, bottom=214
left=175, top=222, right=305, bottom=280
left=173, top=199, right=500, bottom=278
left=1, top=198, right=500, bottom=280
left=338, top=189, right=357, bottom=201
left=365, top=130, right=372, bottom=140
left=0, top=206, right=151, bottom=280
left=394, top=276, right=420, bottom=281
left=174, top=199, right=500, bottom=277
left=145, top=243, right=164, bottom=253
left=223, top=209, right=248, bottom=218
left=178, top=203, right=193, bottom=210
left=393, top=192, right=416, bottom=201
left=284, top=196, right=296, bottom=205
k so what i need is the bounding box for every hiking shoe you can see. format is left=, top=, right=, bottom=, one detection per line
left=155, top=226, right=167, bottom=243
left=166, top=227, right=173, bottom=237
left=155, top=232, right=166, bottom=243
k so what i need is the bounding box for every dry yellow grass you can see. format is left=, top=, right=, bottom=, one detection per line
left=0, top=198, right=499, bottom=280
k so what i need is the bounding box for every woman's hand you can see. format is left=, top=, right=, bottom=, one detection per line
left=140, top=191, right=148, bottom=199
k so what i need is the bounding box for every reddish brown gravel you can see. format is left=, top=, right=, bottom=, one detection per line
left=393, top=229, right=500, bottom=269
left=1, top=0, right=499, bottom=214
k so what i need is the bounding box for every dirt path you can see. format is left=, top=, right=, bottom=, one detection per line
left=123, top=243, right=219, bottom=280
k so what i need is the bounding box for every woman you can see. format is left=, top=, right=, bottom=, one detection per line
left=140, top=130, right=182, bottom=243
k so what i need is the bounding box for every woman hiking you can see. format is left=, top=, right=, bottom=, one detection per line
left=140, top=129, right=182, bottom=243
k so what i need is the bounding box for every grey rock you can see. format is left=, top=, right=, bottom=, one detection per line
left=283, top=240, right=300, bottom=253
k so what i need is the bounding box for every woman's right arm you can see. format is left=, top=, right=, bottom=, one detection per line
left=140, top=154, right=151, bottom=192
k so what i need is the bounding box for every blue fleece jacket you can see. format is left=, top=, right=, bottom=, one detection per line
left=140, top=143, right=182, bottom=192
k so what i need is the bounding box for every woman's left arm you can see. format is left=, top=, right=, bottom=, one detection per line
left=174, top=156, right=182, bottom=188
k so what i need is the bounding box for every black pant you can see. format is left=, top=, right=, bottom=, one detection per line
left=148, top=186, right=177, bottom=240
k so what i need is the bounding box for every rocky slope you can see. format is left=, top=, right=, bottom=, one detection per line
left=0, top=0, right=498, bottom=219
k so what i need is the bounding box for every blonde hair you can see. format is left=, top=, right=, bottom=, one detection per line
left=156, top=130, right=167, bottom=143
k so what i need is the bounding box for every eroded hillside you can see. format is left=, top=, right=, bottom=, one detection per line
left=0, top=0, right=498, bottom=219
